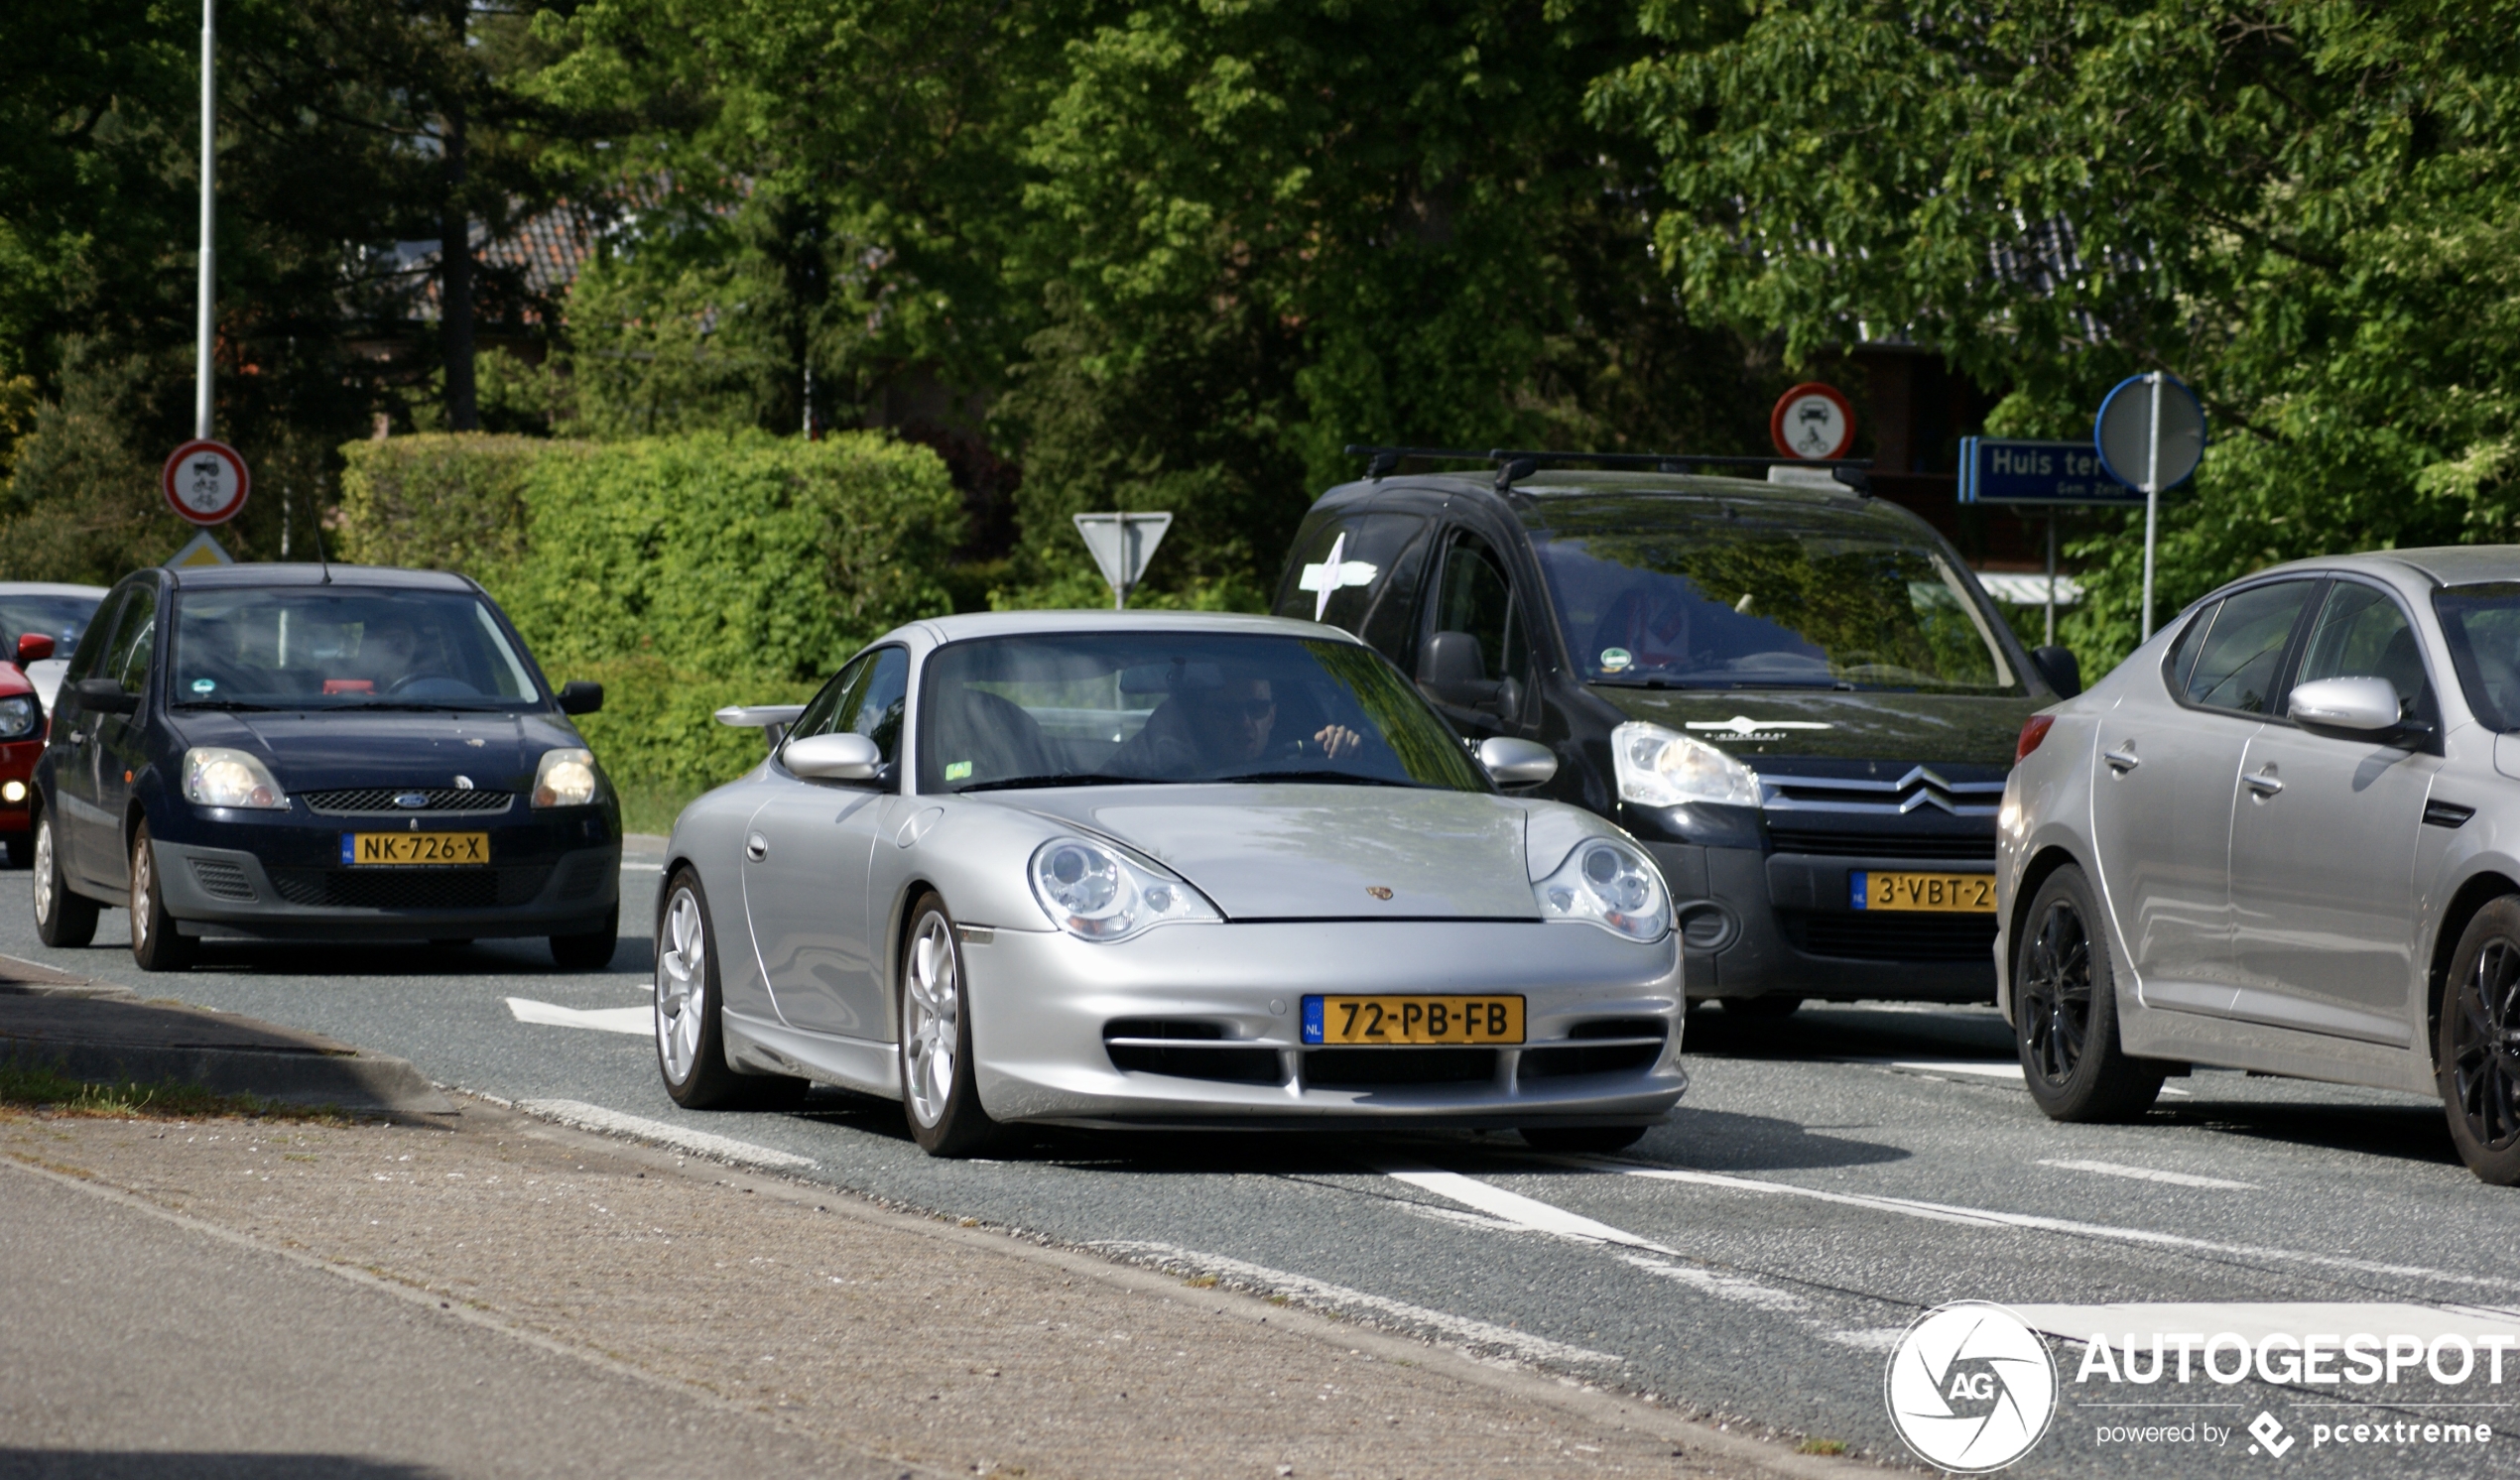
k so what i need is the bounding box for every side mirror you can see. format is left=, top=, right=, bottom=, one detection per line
left=2030, top=645, right=2081, bottom=699
left=15, top=633, right=55, bottom=665
left=1418, top=630, right=1502, bottom=709
left=2289, top=677, right=2401, bottom=734
left=1477, top=736, right=1557, bottom=788
left=70, top=677, right=137, bottom=715
left=786, top=731, right=883, bottom=781
left=557, top=680, right=604, bottom=715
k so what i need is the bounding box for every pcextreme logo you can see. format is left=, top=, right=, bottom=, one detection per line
left=1885, top=1301, right=2060, bottom=1472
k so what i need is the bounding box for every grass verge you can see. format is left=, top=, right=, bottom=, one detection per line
left=613, top=778, right=705, bottom=838
left=0, top=1059, right=338, bottom=1121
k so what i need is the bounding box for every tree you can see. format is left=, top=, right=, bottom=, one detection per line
left=1595, top=0, right=2520, bottom=667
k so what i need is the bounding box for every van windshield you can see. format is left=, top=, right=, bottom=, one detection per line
left=171, top=588, right=543, bottom=710
left=1527, top=496, right=2022, bottom=693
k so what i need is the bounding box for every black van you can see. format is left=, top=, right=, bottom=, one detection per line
left=1270, top=449, right=2080, bottom=1012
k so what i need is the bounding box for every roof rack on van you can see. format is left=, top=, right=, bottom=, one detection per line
left=1340, top=445, right=1872, bottom=496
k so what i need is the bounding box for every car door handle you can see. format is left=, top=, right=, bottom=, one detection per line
left=2244, top=769, right=2284, bottom=798
left=745, top=832, right=768, bottom=862
left=2103, top=746, right=2140, bottom=773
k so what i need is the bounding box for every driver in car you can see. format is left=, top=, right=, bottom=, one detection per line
left=1117, top=676, right=1366, bottom=776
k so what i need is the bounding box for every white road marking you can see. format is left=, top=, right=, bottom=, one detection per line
left=1090, top=1240, right=1618, bottom=1367
left=2007, top=1302, right=2520, bottom=1356
left=1617, top=1253, right=1807, bottom=1311
left=506, top=997, right=652, bottom=1036
left=1593, top=1162, right=2513, bottom=1291
left=2040, top=1158, right=2256, bottom=1190
left=1850, top=1058, right=2192, bottom=1096
left=1373, top=1161, right=1678, bottom=1254
left=516, top=1098, right=816, bottom=1171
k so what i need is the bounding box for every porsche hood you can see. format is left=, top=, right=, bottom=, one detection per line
left=1009, top=785, right=1551, bottom=921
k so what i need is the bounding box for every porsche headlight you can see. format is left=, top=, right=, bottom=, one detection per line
left=184, top=747, right=289, bottom=809
left=1611, top=721, right=1760, bottom=807
left=0, top=694, right=35, bottom=741
left=1029, top=836, right=1219, bottom=942
left=1534, top=837, right=1671, bottom=942
left=532, top=748, right=601, bottom=807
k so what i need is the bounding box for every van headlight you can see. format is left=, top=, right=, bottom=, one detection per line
left=1029, top=836, right=1219, bottom=941
left=532, top=748, right=601, bottom=807
left=1534, top=837, right=1671, bottom=942
left=1611, top=721, right=1760, bottom=807
left=184, top=747, right=289, bottom=809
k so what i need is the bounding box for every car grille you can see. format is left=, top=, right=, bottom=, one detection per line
left=1783, top=911, right=1998, bottom=962
left=1519, top=1018, right=1668, bottom=1081
left=300, top=788, right=514, bottom=816
left=269, top=866, right=552, bottom=911
left=188, top=858, right=256, bottom=902
left=1766, top=826, right=1994, bottom=862
left=1304, top=1048, right=1496, bottom=1088
left=1101, top=1020, right=1282, bottom=1084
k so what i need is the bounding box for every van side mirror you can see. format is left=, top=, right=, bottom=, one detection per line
left=2030, top=645, right=2081, bottom=698
left=1419, top=631, right=1502, bottom=709
left=15, top=633, right=55, bottom=665
left=557, top=680, right=604, bottom=715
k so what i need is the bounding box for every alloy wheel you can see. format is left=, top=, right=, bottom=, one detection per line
left=903, top=914, right=959, bottom=1128
left=655, top=888, right=707, bottom=1085
left=130, top=837, right=154, bottom=953
left=2019, top=898, right=2093, bottom=1086
left=2451, top=937, right=2520, bottom=1153
left=32, top=817, right=55, bottom=925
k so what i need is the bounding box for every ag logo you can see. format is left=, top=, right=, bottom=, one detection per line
left=1885, top=1301, right=2057, bottom=1472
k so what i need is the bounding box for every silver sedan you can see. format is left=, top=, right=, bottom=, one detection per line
left=1999, top=548, right=2520, bottom=1182
left=654, top=611, right=1688, bottom=1157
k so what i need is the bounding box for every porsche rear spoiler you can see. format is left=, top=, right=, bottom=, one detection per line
left=713, top=703, right=807, bottom=752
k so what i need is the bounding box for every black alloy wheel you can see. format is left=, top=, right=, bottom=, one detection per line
left=2439, top=897, right=2520, bottom=1185
left=2014, top=865, right=2162, bottom=1122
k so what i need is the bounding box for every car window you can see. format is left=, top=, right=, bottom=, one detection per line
left=846, top=648, right=911, bottom=764
left=0, top=592, right=104, bottom=662
left=2175, top=581, right=2313, bottom=714
left=170, top=587, right=539, bottom=708
left=1275, top=511, right=1431, bottom=642
left=786, top=654, right=869, bottom=745
left=2294, top=581, right=2430, bottom=720
left=1429, top=532, right=1528, bottom=690
left=59, top=589, right=127, bottom=686
left=108, top=583, right=159, bottom=697
left=2433, top=582, right=2520, bottom=731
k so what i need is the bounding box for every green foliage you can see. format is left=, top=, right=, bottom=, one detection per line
left=333, top=430, right=963, bottom=798
left=1596, top=0, right=2520, bottom=673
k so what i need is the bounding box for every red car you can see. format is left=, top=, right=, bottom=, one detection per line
left=0, top=631, right=52, bottom=868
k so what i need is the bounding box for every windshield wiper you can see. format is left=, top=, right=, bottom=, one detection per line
left=954, top=773, right=1176, bottom=794
left=1591, top=675, right=1853, bottom=691
left=1208, top=770, right=1429, bottom=788
left=334, top=700, right=500, bottom=712
left=173, top=699, right=284, bottom=711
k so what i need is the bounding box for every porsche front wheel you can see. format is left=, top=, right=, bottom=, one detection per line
left=899, top=894, right=999, bottom=1158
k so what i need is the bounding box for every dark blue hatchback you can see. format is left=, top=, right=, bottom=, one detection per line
left=28, top=563, right=622, bottom=971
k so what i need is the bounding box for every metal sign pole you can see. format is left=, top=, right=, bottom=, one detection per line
left=2045, top=515, right=2058, bottom=647
left=2140, top=371, right=2163, bottom=641
left=194, top=0, right=216, bottom=440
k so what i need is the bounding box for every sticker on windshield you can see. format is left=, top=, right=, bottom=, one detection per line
left=945, top=761, right=973, bottom=782
left=1599, top=648, right=1633, bottom=673
left=190, top=678, right=215, bottom=692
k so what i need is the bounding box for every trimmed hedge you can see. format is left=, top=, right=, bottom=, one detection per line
left=337, top=431, right=962, bottom=799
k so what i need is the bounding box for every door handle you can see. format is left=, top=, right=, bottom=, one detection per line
left=744, top=832, right=768, bottom=862
left=2103, top=746, right=2140, bottom=773
left=2244, top=768, right=2284, bottom=798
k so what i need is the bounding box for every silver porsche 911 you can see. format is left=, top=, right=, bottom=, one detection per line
left=653, top=611, right=1688, bottom=1157
left=2000, top=548, right=2520, bottom=1183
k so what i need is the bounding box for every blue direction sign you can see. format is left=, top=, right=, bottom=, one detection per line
left=1956, top=437, right=2145, bottom=506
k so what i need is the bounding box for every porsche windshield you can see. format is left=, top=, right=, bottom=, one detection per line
left=918, top=632, right=1486, bottom=793
left=171, top=588, right=542, bottom=710
left=1528, top=496, right=2021, bottom=692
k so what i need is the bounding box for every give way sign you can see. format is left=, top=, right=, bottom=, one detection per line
left=162, top=439, right=251, bottom=526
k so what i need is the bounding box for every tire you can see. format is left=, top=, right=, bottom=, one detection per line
left=654, top=870, right=807, bottom=1110
left=2437, top=897, right=2520, bottom=1185
left=551, top=907, right=620, bottom=970
left=3, top=833, right=30, bottom=870
left=899, top=893, right=1000, bottom=1157
left=1718, top=995, right=1802, bottom=1020
left=31, top=808, right=96, bottom=948
left=2014, top=865, right=2163, bottom=1122
left=1520, top=1125, right=1650, bottom=1154
left=128, top=822, right=193, bottom=973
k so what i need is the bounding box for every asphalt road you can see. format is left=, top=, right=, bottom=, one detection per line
left=6, top=843, right=2517, bottom=1479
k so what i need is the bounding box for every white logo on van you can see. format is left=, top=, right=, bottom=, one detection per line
left=1297, top=532, right=1379, bottom=622
left=1686, top=715, right=1833, bottom=738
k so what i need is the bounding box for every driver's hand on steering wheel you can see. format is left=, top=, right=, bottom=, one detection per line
left=1313, top=724, right=1363, bottom=760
